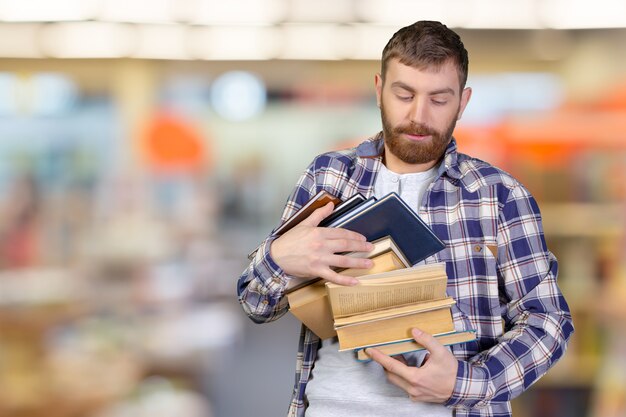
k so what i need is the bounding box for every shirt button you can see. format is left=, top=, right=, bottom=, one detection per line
left=262, top=300, right=269, bottom=305
left=474, top=245, right=482, bottom=252
left=391, top=177, right=399, bottom=183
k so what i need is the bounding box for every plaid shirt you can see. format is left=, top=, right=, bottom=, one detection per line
left=237, top=133, right=574, bottom=417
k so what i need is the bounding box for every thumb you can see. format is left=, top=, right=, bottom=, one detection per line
left=411, top=328, right=446, bottom=356
left=300, top=201, right=334, bottom=227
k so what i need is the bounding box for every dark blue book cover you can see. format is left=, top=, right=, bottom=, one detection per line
left=331, top=192, right=445, bottom=265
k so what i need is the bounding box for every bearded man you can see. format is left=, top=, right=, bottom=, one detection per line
left=237, top=20, right=573, bottom=417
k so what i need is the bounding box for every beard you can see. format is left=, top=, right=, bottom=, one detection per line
left=381, top=102, right=458, bottom=165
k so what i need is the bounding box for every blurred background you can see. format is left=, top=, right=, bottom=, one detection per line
left=0, top=1, right=625, bottom=416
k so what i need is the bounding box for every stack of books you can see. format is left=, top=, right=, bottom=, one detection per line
left=326, top=262, right=476, bottom=361
left=277, top=190, right=476, bottom=358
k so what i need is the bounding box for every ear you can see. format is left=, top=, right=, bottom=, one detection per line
left=457, top=87, right=472, bottom=120
left=374, top=73, right=383, bottom=108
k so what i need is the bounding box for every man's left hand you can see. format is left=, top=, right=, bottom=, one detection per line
left=366, top=328, right=458, bottom=403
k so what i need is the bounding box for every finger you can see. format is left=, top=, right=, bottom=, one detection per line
left=411, top=328, right=447, bottom=357
left=385, top=371, right=414, bottom=395
left=365, top=347, right=413, bottom=380
left=318, top=227, right=369, bottom=243
left=324, top=238, right=375, bottom=255
left=328, top=254, right=374, bottom=271
left=320, top=269, right=360, bottom=286
left=300, top=202, right=335, bottom=227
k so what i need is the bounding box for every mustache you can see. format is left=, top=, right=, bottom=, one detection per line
left=393, top=123, right=438, bottom=137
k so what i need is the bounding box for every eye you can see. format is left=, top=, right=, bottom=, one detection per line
left=431, top=99, right=447, bottom=106
left=396, top=94, right=413, bottom=102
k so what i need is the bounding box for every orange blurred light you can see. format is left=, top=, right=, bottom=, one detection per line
left=141, top=112, right=208, bottom=172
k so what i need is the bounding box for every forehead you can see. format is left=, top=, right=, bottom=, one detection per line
left=384, top=58, right=461, bottom=94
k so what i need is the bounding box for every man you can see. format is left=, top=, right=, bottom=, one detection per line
left=237, top=20, right=573, bottom=417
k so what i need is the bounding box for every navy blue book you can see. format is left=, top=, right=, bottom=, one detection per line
left=328, top=192, right=445, bottom=265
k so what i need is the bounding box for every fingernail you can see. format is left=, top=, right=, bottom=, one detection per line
left=350, top=278, right=360, bottom=286
left=412, top=328, right=423, bottom=337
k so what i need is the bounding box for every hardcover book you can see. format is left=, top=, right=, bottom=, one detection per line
left=327, top=192, right=445, bottom=266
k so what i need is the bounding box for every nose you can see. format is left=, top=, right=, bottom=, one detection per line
left=408, top=98, right=428, bottom=124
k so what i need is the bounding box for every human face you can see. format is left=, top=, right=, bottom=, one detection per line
left=375, top=58, right=472, bottom=173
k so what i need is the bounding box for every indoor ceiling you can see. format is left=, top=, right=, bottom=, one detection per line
left=0, top=0, right=625, bottom=60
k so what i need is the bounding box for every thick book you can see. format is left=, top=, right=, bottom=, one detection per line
left=355, top=330, right=477, bottom=362
left=286, top=280, right=336, bottom=339
left=334, top=297, right=457, bottom=351
left=287, top=237, right=410, bottom=338
left=326, top=192, right=445, bottom=266
left=325, top=262, right=448, bottom=318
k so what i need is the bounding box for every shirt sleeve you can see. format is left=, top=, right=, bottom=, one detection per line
left=447, top=183, right=575, bottom=410
left=237, top=161, right=317, bottom=324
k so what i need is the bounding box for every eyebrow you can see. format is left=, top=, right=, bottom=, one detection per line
left=390, top=81, right=456, bottom=96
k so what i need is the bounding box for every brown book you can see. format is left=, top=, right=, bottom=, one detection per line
left=355, top=330, right=477, bottom=361
left=274, top=190, right=341, bottom=236
left=286, top=281, right=336, bottom=339
left=334, top=297, right=456, bottom=351
left=326, top=263, right=448, bottom=319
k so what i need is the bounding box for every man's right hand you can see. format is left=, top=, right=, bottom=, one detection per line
left=270, top=202, right=374, bottom=286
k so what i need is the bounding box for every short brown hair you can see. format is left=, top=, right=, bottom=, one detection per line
left=381, top=21, right=469, bottom=90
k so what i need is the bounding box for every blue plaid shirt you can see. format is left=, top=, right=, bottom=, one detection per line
left=237, top=133, right=574, bottom=417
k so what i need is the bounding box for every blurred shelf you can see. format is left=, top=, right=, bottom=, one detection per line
left=0, top=304, right=89, bottom=333
left=541, top=203, right=624, bottom=238
left=536, top=354, right=601, bottom=388
left=0, top=353, right=143, bottom=417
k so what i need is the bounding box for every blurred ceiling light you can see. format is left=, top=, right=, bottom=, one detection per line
left=279, top=24, right=347, bottom=60
left=463, top=0, right=541, bottom=29
left=540, top=0, right=626, bottom=29
left=0, top=23, right=41, bottom=57
left=40, top=22, right=135, bottom=58
left=356, top=0, right=468, bottom=27
left=184, top=0, right=286, bottom=25
left=209, top=71, right=266, bottom=121
left=98, top=0, right=173, bottom=23
left=288, top=0, right=354, bottom=23
left=188, top=26, right=279, bottom=60
left=133, top=24, right=189, bottom=59
left=0, top=0, right=99, bottom=22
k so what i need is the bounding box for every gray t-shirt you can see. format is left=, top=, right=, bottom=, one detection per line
left=304, top=163, right=452, bottom=417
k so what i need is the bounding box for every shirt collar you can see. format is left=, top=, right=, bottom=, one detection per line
left=355, top=132, right=463, bottom=181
